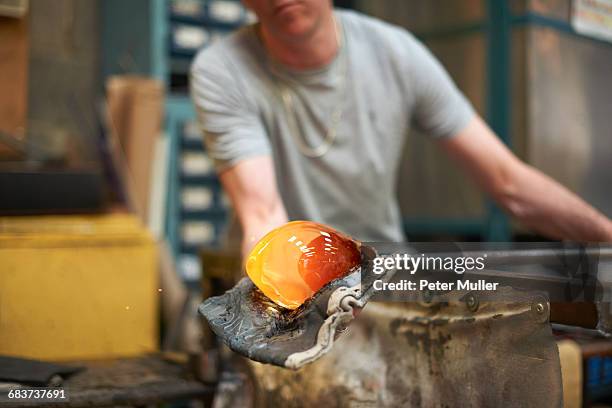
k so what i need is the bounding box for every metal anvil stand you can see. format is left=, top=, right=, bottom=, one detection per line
left=247, top=287, right=561, bottom=407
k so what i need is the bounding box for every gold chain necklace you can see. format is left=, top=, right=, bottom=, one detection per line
left=276, top=15, right=347, bottom=158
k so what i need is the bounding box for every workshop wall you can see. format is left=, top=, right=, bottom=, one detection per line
left=357, top=0, right=612, bottom=234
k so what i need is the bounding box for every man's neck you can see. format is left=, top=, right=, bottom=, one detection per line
left=260, top=13, right=339, bottom=71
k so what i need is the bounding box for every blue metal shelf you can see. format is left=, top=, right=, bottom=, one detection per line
left=170, top=13, right=244, bottom=30
left=181, top=138, right=206, bottom=151
left=181, top=208, right=228, bottom=220
left=180, top=174, right=221, bottom=185
left=170, top=47, right=200, bottom=59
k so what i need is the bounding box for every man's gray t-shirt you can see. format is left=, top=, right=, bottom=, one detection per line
left=190, top=10, right=474, bottom=242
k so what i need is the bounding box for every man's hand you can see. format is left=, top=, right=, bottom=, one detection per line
left=439, top=116, right=612, bottom=242
left=218, top=155, right=289, bottom=258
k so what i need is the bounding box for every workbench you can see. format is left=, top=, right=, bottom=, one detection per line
left=0, top=354, right=214, bottom=408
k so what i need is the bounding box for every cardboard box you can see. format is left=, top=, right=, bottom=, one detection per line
left=106, top=77, right=164, bottom=225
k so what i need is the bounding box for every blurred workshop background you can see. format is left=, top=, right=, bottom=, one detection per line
left=1, top=0, right=612, bottom=406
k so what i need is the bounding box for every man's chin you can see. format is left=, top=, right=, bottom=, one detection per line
left=275, top=19, right=318, bottom=41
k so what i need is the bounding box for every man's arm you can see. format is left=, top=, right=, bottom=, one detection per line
left=438, top=115, right=612, bottom=242
left=218, top=155, right=289, bottom=257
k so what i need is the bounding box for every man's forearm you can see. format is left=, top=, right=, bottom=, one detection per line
left=440, top=117, right=612, bottom=242
left=240, top=204, right=288, bottom=259
left=497, top=163, right=612, bottom=242
left=217, top=156, right=289, bottom=260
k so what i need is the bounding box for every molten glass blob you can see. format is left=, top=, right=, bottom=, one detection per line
left=245, top=221, right=361, bottom=309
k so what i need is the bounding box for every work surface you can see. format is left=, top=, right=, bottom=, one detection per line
left=0, top=354, right=214, bottom=407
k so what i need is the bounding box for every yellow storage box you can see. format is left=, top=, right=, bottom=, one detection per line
left=0, top=214, right=158, bottom=361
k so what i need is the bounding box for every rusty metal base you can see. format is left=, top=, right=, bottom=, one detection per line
left=247, top=287, right=562, bottom=407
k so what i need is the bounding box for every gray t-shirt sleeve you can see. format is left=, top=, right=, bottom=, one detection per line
left=190, top=53, right=271, bottom=172
left=402, top=32, right=475, bottom=138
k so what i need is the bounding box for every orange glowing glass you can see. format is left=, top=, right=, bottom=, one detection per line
left=245, top=221, right=361, bottom=309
